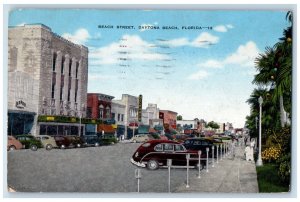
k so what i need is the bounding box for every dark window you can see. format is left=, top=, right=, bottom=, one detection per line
left=69, top=59, right=72, bottom=76
left=52, top=52, right=57, bottom=71
left=75, top=62, right=79, bottom=78
left=111, top=113, right=115, bottom=119
left=154, top=144, right=163, bottom=151
left=61, top=56, right=65, bottom=74
left=40, top=125, right=47, bottom=135
left=51, top=72, right=56, bottom=99
left=75, top=79, right=78, bottom=102
left=47, top=125, right=58, bottom=136
left=121, top=114, right=124, bottom=122
left=118, top=114, right=120, bottom=121
left=175, top=144, right=185, bottom=151
left=163, top=144, right=174, bottom=151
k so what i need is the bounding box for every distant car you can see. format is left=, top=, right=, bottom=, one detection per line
left=7, top=136, right=23, bottom=151
left=15, top=135, right=43, bottom=151
left=183, top=138, right=218, bottom=158
left=131, top=139, right=207, bottom=170
left=53, top=136, right=71, bottom=149
left=65, top=136, right=85, bottom=148
left=83, top=135, right=102, bottom=147
left=130, top=134, right=150, bottom=143
left=35, top=135, right=57, bottom=150
left=99, top=134, right=118, bottom=145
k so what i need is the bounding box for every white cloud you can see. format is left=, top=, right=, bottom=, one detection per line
left=89, top=34, right=170, bottom=65
left=187, top=70, right=209, bottom=80
left=160, top=38, right=189, bottom=47
left=224, top=41, right=260, bottom=67
left=213, top=24, right=234, bottom=32
left=197, top=60, right=223, bottom=69
left=191, top=32, right=219, bottom=47
left=62, top=28, right=91, bottom=45
left=159, top=32, right=219, bottom=48
left=213, top=25, right=227, bottom=32
left=196, top=41, right=260, bottom=69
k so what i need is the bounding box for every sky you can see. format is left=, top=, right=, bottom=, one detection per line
left=8, top=9, right=290, bottom=128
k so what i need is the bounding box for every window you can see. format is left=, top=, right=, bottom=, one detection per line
left=111, top=113, right=115, bottom=120
left=61, top=56, right=65, bottom=74
left=117, top=114, right=120, bottom=121
left=163, top=144, right=174, bottom=151
left=69, top=59, right=72, bottom=76
left=106, top=106, right=111, bottom=118
left=52, top=52, right=57, bottom=71
left=154, top=144, right=163, bottom=151
left=121, top=114, right=124, bottom=122
left=51, top=72, right=56, bottom=99
left=99, top=105, right=104, bottom=119
left=175, top=144, right=185, bottom=151
left=75, top=62, right=79, bottom=78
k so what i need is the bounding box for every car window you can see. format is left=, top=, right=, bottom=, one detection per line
left=154, top=144, right=163, bottom=151
left=174, top=144, right=185, bottom=151
left=163, top=144, right=174, bottom=151
left=194, top=140, right=201, bottom=145
left=185, top=140, right=190, bottom=144
left=43, top=137, right=49, bottom=140
left=36, top=137, right=41, bottom=140
left=202, top=141, right=209, bottom=146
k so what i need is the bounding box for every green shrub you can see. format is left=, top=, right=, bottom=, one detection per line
left=276, top=153, right=291, bottom=184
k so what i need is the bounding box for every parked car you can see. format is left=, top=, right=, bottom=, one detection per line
left=130, top=134, right=150, bottom=143
left=65, top=136, right=85, bottom=148
left=53, top=136, right=71, bottom=149
left=131, top=139, right=207, bottom=170
left=83, top=135, right=102, bottom=147
left=15, top=135, right=43, bottom=151
left=35, top=135, right=57, bottom=150
left=7, top=136, right=23, bottom=151
left=183, top=138, right=218, bottom=158
left=99, top=134, right=118, bottom=145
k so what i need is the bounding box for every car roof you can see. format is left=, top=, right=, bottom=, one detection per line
left=146, top=139, right=180, bottom=144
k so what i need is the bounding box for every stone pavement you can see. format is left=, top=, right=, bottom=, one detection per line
left=175, top=144, right=259, bottom=193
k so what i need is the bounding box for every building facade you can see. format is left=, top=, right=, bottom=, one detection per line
left=87, top=93, right=114, bottom=121
left=159, top=110, right=178, bottom=129
left=141, top=103, right=160, bottom=125
left=8, top=24, right=88, bottom=136
left=112, top=94, right=139, bottom=139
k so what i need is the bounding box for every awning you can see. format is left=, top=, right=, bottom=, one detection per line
left=97, top=124, right=116, bottom=134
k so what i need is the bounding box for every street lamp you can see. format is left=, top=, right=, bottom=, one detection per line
left=256, top=96, right=263, bottom=166
left=78, top=104, right=85, bottom=137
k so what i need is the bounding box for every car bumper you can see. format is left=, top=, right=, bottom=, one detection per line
left=130, top=158, right=146, bottom=168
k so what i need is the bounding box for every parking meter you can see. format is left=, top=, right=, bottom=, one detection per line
left=206, top=147, right=209, bottom=172
left=135, top=168, right=141, bottom=193
left=186, top=154, right=190, bottom=188
left=198, top=150, right=202, bottom=178
left=167, top=159, right=172, bottom=192
left=212, top=146, right=215, bottom=167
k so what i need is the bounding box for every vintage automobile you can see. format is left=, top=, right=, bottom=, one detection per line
left=7, top=136, right=23, bottom=151
left=35, top=135, right=58, bottom=150
left=183, top=138, right=219, bottom=158
left=15, top=135, right=43, bottom=151
left=65, top=136, right=85, bottom=148
left=131, top=139, right=207, bottom=170
left=53, top=136, right=71, bottom=149
left=130, top=134, right=150, bottom=143
left=83, top=135, right=102, bottom=147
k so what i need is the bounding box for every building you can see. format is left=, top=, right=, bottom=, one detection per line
left=177, top=119, right=198, bottom=133
left=87, top=93, right=114, bottom=121
left=112, top=94, right=139, bottom=139
left=141, top=103, right=161, bottom=125
left=8, top=24, right=88, bottom=136
left=159, top=110, right=178, bottom=129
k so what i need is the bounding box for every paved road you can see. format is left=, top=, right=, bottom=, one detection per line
left=7, top=142, right=258, bottom=193
left=7, top=143, right=192, bottom=193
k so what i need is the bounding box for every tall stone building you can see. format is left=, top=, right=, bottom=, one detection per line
left=8, top=24, right=88, bottom=136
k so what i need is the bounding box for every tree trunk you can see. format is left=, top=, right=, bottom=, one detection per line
left=279, top=95, right=287, bottom=127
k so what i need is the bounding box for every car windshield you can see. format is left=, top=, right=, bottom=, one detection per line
left=174, top=144, right=185, bottom=151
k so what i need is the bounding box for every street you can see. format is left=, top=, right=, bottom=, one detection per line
left=7, top=143, right=196, bottom=193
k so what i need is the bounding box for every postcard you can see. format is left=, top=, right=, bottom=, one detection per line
left=5, top=6, right=293, bottom=195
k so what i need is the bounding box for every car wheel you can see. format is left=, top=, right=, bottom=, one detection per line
left=9, top=145, right=16, bottom=151
left=133, top=140, right=137, bottom=143
left=147, top=159, right=159, bottom=170
left=60, top=145, right=66, bottom=149
left=77, top=144, right=81, bottom=148
left=45, top=144, right=53, bottom=150
left=95, top=142, right=100, bottom=147
left=30, top=145, right=38, bottom=151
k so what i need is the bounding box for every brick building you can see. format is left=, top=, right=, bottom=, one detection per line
left=87, top=93, right=114, bottom=121
left=159, top=110, right=178, bottom=129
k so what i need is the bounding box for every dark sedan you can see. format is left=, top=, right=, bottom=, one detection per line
left=83, top=135, right=102, bottom=147
left=183, top=138, right=219, bottom=158
left=53, top=136, right=71, bottom=149
left=131, top=139, right=207, bottom=170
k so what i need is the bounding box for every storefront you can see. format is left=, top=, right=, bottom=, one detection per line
left=8, top=110, right=35, bottom=136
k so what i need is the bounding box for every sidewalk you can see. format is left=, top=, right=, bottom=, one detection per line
left=175, top=145, right=259, bottom=193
